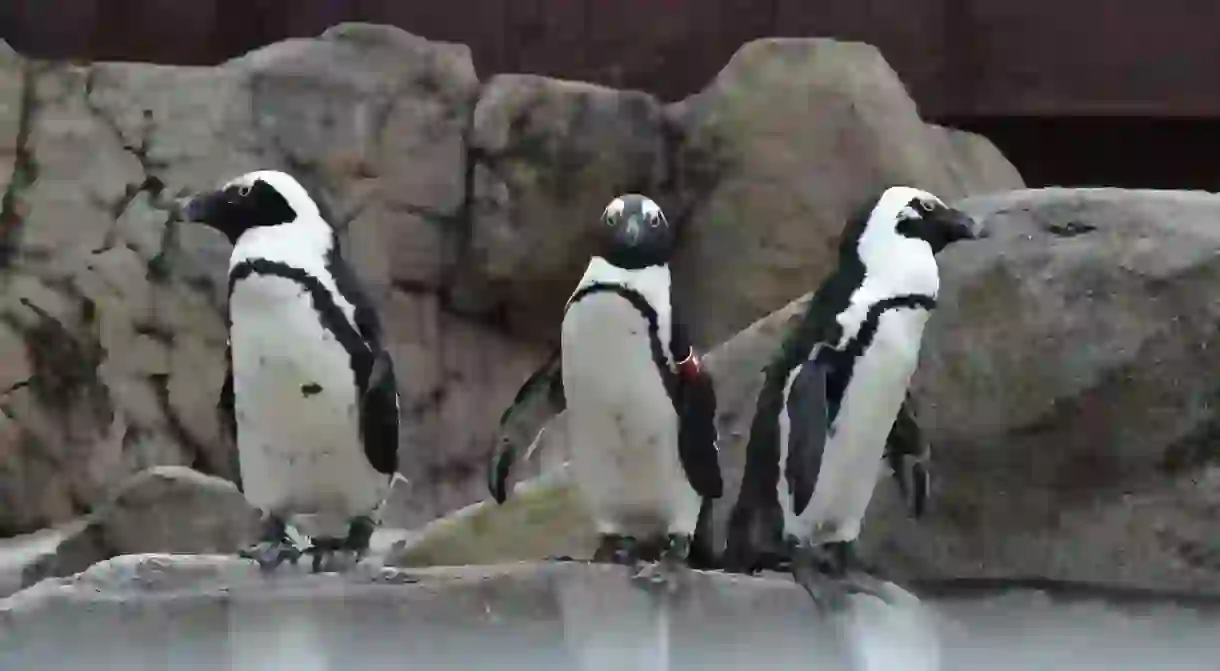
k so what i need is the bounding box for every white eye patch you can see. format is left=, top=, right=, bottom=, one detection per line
left=603, top=197, right=626, bottom=222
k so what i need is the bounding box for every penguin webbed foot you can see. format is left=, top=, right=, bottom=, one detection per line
left=591, top=533, right=642, bottom=567
left=790, top=541, right=892, bottom=613
left=239, top=516, right=304, bottom=573
left=306, top=516, right=375, bottom=574
left=239, top=540, right=303, bottom=573
left=631, top=533, right=692, bottom=592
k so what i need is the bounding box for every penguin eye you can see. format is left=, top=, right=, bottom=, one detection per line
left=648, top=212, right=664, bottom=228
left=602, top=211, right=617, bottom=226
left=918, top=199, right=934, bottom=213
left=238, top=185, right=252, bottom=198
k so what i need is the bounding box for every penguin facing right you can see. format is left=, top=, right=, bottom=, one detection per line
left=723, top=186, right=984, bottom=610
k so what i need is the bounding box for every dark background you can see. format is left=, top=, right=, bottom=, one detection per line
left=3, top=0, right=1218, bottom=190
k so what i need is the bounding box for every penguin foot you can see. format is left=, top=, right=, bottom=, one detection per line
left=239, top=515, right=303, bottom=573
left=592, top=534, right=640, bottom=567
left=308, top=547, right=365, bottom=574
left=631, top=534, right=691, bottom=592
left=305, top=516, right=376, bottom=574
left=791, top=560, right=852, bottom=614
left=545, top=555, right=577, bottom=562
left=790, top=540, right=890, bottom=613
left=304, top=538, right=362, bottom=574
left=239, top=540, right=303, bottom=573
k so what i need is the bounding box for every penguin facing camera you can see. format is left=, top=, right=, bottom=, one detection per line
left=489, top=194, right=723, bottom=586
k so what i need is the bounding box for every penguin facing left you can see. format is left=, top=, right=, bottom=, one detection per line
left=180, top=169, right=400, bottom=573
left=723, top=186, right=984, bottom=610
left=489, top=194, right=724, bottom=582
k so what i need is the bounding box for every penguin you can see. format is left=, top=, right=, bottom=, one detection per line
left=489, top=194, right=723, bottom=581
left=722, top=186, right=984, bottom=610
left=180, top=169, right=400, bottom=573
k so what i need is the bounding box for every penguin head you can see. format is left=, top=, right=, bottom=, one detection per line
left=179, top=170, right=326, bottom=244
left=598, top=194, right=676, bottom=269
left=845, top=186, right=986, bottom=295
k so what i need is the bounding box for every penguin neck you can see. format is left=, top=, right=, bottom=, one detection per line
left=570, top=256, right=672, bottom=316
left=834, top=262, right=939, bottom=347
left=230, top=216, right=336, bottom=275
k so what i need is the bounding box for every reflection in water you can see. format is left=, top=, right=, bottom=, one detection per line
left=3, top=577, right=1218, bottom=670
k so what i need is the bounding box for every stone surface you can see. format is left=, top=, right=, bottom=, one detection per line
left=667, top=38, right=1025, bottom=347
left=1, top=555, right=933, bottom=670
left=18, top=466, right=259, bottom=587
left=3, top=555, right=1218, bottom=670
left=440, top=188, right=1220, bottom=595
left=931, top=124, right=1026, bottom=196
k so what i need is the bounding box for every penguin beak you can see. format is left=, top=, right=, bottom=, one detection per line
left=179, top=190, right=225, bottom=226
left=940, top=207, right=987, bottom=242
left=614, top=214, right=644, bottom=248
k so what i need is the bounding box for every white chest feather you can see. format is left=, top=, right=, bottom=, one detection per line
left=229, top=273, right=387, bottom=535
left=231, top=217, right=359, bottom=327
left=779, top=306, right=930, bottom=543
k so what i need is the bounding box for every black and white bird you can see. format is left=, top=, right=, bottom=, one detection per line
left=180, top=170, right=400, bottom=573
left=489, top=194, right=723, bottom=583
left=723, top=186, right=984, bottom=610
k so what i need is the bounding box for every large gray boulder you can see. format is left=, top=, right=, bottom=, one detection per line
left=667, top=38, right=1025, bottom=347
left=884, top=188, right=1220, bottom=591
left=17, top=466, right=259, bottom=589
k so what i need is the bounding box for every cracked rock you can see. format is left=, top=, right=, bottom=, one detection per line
left=667, top=38, right=1026, bottom=347
left=19, top=64, right=143, bottom=260
left=463, top=75, right=669, bottom=339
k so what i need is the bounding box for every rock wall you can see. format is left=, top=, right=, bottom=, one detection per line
left=0, top=24, right=1023, bottom=538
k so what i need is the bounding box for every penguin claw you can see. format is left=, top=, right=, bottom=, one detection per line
left=306, top=547, right=364, bottom=574
left=630, top=533, right=692, bottom=594
left=239, top=541, right=302, bottom=573
left=592, top=534, right=640, bottom=567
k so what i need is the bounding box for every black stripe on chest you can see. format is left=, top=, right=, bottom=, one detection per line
left=822, top=293, right=937, bottom=426
left=228, top=258, right=371, bottom=389
left=567, top=282, right=677, bottom=406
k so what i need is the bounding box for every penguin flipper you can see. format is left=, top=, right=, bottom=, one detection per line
left=218, top=340, right=242, bottom=491
left=359, top=348, right=401, bottom=476
left=883, top=392, right=931, bottom=519
left=786, top=355, right=832, bottom=517
left=488, top=346, right=565, bottom=504
left=676, top=363, right=724, bottom=499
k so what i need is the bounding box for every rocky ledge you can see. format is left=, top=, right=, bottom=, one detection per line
left=2, top=555, right=1218, bottom=670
